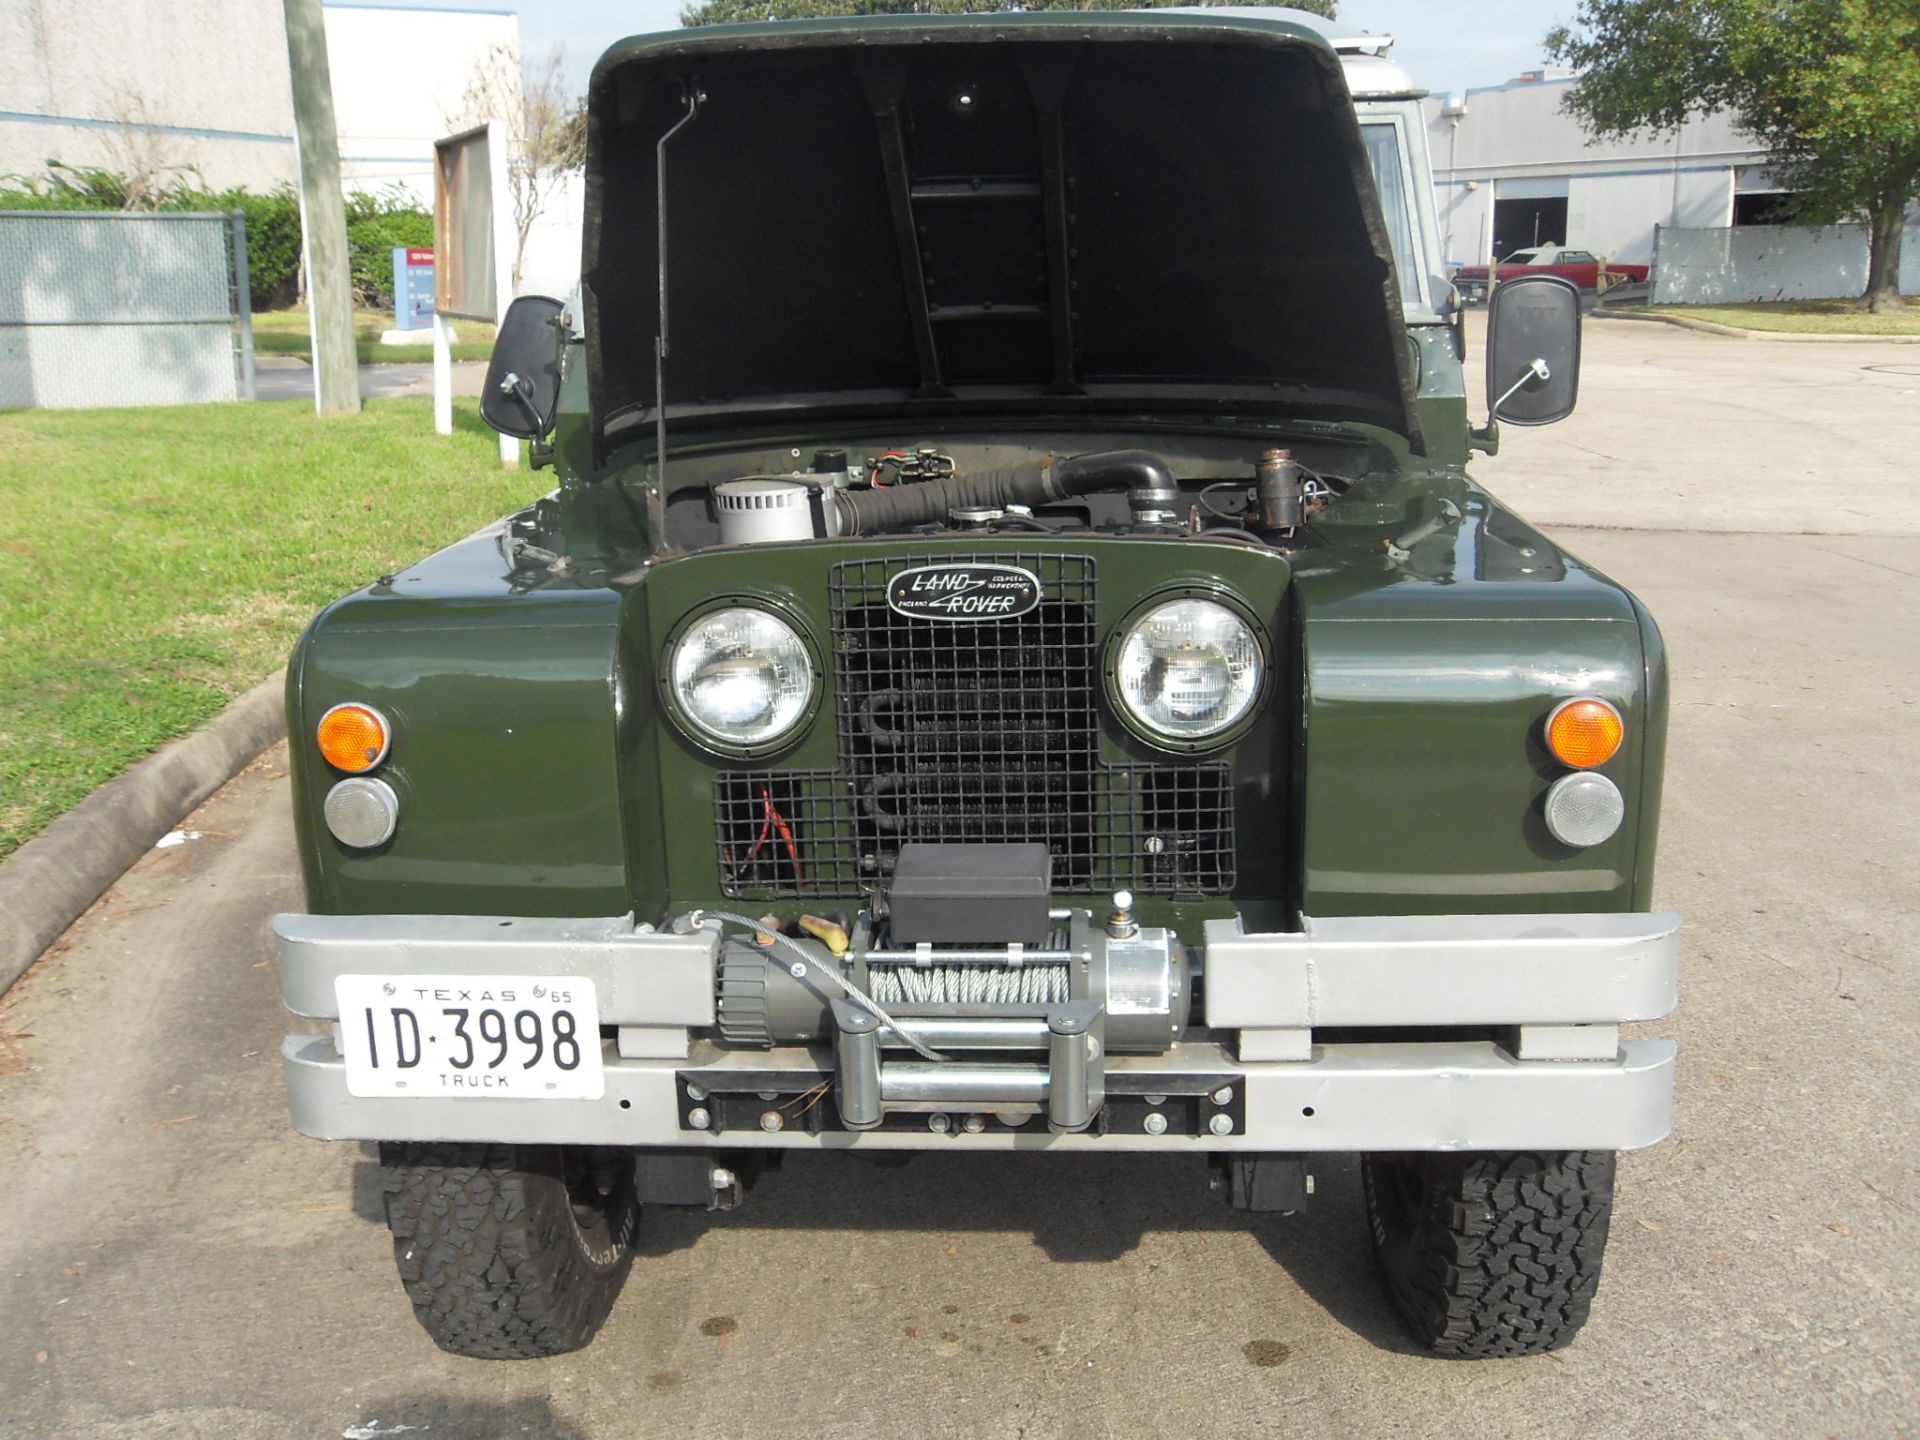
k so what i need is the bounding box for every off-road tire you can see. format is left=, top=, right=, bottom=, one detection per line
left=381, top=1143, right=639, bottom=1359
left=1361, top=1149, right=1615, bottom=1358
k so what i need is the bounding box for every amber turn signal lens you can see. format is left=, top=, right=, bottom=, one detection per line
left=317, top=703, right=390, bottom=773
left=1545, top=698, right=1623, bottom=769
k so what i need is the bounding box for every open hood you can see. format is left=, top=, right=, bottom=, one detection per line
left=583, top=13, right=1422, bottom=458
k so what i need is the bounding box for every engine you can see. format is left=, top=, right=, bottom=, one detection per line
left=708, top=446, right=1330, bottom=547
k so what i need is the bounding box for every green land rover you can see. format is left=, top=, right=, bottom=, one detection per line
left=276, top=10, right=1678, bottom=1361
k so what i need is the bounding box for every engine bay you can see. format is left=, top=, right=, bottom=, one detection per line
left=659, top=434, right=1366, bottom=553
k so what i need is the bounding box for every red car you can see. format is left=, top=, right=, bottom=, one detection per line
left=1453, top=246, right=1649, bottom=302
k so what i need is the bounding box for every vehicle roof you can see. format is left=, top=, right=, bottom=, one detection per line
left=1157, top=6, right=1420, bottom=96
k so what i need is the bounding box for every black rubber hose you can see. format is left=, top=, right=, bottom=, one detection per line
left=832, top=449, right=1175, bottom=536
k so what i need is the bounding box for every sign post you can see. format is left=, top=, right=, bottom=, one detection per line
left=433, top=120, right=518, bottom=464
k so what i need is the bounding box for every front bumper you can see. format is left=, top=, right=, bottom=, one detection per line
left=276, top=909, right=1679, bottom=1153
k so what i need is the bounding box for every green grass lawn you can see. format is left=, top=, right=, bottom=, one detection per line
left=252, top=306, right=496, bottom=365
left=0, top=398, right=537, bottom=858
left=1648, top=299, right=1920, bottom=336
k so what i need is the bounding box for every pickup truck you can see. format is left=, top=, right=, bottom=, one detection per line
left=274, top=8, right=1678, bottom=1364
left=1454, top=247, right=1650, bottom=303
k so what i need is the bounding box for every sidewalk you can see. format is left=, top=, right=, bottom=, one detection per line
left=252, top=355, right=487, bottom=403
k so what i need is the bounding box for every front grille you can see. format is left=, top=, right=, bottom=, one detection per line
left=715, top=551, right=1235, bottom=899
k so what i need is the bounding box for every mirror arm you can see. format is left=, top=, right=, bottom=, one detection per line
left=497, top=371, right=544, bottom=427
left=1490, top=357, right=1551, bottom=416
left=1475, top=356, right=1550, bottom=449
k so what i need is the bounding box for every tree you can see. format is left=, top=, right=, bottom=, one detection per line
left=449, top=42, right=588, bottom=288
left=684, top=1, right=1334, bottom=28
left=1547, top=0, right=1920, bottom=313
left=97, top=88, right=203, bottom=211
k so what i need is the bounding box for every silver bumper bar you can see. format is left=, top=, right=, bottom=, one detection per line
left=275, top=908, right=1679, bottom=1152
left=282, top=1035, right=1676, bottom=1151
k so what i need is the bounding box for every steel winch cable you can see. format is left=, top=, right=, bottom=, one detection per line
left=686, top=910, right=948, bottom=1062
left=868, top=962, right=1069, bottom=1008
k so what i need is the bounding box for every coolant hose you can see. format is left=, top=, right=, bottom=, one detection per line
left=832, top=449, right=1175, bottom=535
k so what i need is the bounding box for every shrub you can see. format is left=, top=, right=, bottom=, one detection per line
left=344, top=188, right=435, bottom=307
left=222, top=187, right=304, bottom=310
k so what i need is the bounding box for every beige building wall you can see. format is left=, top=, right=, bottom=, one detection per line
left=327, top=4, right=521, bottom=203
left=0, top=0, right=521, bottom=200
left=0, top=0, right=298, bottom=191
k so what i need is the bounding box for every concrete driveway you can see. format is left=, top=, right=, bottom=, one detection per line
left=1470, top=311, right=1920, bottom=537
left=3, top=322, right=1918, bottom=1438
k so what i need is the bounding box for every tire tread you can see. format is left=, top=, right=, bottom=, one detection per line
left=381, top=1143, right=636, bottom=1360
left=1363, top=1149, right=1615, bottom=1358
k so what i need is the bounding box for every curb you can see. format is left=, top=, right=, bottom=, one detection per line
left=1593, top=308, right=1920, bottom=343
left=0, top=672, right=287, bottom=1000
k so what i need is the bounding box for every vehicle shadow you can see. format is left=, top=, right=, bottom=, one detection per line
left=350, top=1145, right=388, bottom=1224
left=341, top=1143, right=1421, bottom=1354
left=342, top=1395, right=588, bottom=1439
left=450, top=403, right=494, bottom=439
left=636, top=1147, right=1423, bottom=1356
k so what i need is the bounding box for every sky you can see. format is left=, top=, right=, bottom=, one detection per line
left=350, top=1, right=1580, bottom=99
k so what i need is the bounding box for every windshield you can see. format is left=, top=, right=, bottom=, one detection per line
left=1356, top=104, right=1446, bottom=319
left=1362, top=122, right=1423, bottom=308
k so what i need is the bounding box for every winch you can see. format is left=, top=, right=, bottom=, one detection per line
left=691, top=842, right=1190, bottom=1132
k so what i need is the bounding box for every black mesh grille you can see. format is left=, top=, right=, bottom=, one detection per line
left=715, top=551, right=1235, bottom=899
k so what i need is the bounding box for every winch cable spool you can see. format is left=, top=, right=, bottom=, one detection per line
left=688, top=910, right=948, bottom=1062
left=867, top=962, right=1069, bottom=1008
left=831, top=449, right=1176, bottom=535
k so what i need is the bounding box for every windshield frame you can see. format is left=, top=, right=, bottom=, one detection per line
left=1355, top=99, right=1449, bottom=325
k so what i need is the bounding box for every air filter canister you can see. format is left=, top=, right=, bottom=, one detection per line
left=714, top=478, right=814, bottom=545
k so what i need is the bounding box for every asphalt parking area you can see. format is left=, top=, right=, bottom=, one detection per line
left=2, top=511, right=1914, bottom=1438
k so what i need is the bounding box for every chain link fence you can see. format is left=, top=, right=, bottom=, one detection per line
left=1651, top=220, right=1920, bottom=306
left=0, top=211, right=255, bottom=409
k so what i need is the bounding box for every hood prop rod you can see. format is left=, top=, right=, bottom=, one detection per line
left=652, top=84, right=703, bottom=546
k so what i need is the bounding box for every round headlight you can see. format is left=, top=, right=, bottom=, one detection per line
left=669, top=607, right=815, bottom=748
left=1115, top=598, right=1262, bottom=743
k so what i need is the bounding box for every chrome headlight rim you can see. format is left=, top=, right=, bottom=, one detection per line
left=1103, top=587, right=1270, bottom=754
left=658, top=596, right=822, bottom=759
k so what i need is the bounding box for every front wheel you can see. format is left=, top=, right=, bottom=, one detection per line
left=381, top=1143, right=639, bottom=1359
left=1361, top=1149, right=1615, bottom=1358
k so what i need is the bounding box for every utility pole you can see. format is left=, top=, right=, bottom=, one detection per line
left=283, top=0, right=360, bottom=414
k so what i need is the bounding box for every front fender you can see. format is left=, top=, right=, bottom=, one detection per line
left=1296, top=486, right=1664, bottom=915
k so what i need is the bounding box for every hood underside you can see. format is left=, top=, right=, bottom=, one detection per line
left=583, top=14, right=1422, bottom=457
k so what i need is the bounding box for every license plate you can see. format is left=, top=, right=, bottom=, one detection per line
left=334, top=974, right=604, bottom=1100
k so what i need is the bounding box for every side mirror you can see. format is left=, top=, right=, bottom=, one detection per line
left=480, top=295, right=566, bottom=439
left=1485, top=274, right=1581, bottom=426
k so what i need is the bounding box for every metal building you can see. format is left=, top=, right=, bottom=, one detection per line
left=1424, top=72, right=1775, bottom=270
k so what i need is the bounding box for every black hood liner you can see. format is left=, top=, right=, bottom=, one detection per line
left=584, top=18, right=1422, bottom=459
